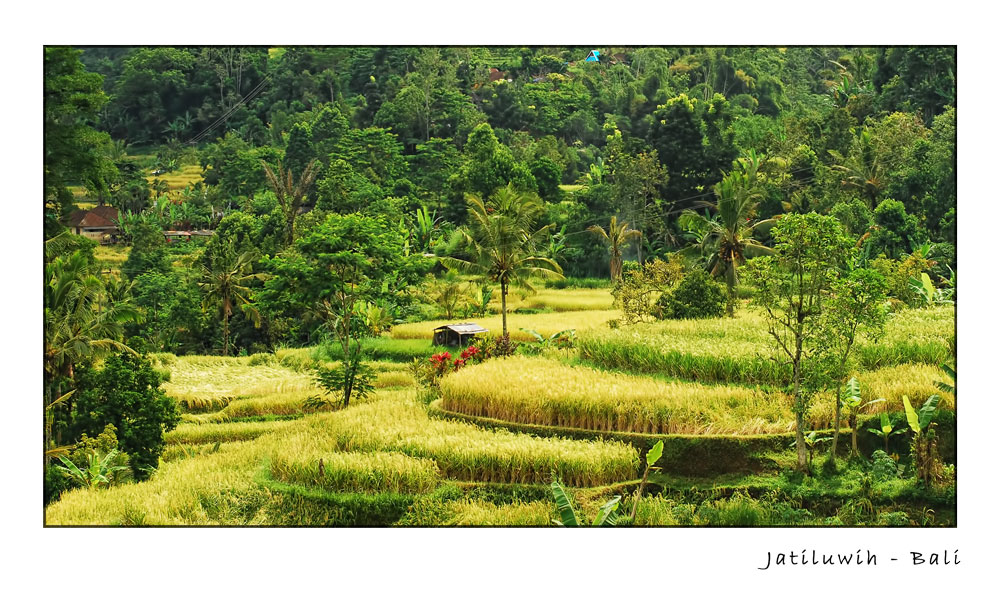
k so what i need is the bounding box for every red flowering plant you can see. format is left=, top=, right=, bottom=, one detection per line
left=412, top=343, right=491, bottom=390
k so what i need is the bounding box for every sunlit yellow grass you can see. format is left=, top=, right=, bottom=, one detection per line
left=442, top=499, right=554, bottom=526
left=441, top=357, right=952, bottom=435
left=441, top=357, right=794, bottom=435
left=579, top=307, right=954, bottom=383
left=391, top=309, right=620, bottom=342
left=46, top=387, right=638, bottom=524
left=160, top=355, right=308, bottom=410
left=493, top=287, right=614, bottom=312
left=165, top=420, right=297, bottom=445
left=146, top=165, right=204, bottom=191
left=302, top=390, right=637, bottom=487
left=94, top=245, right=130, bottom=268
left=269, top=431, right=439, bottom=494
left=46, top=439, right=269, bottom=525
left=808, top=364, right=953, bottom=427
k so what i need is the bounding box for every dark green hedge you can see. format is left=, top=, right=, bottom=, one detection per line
left=259, top=475, right=415, bottom=526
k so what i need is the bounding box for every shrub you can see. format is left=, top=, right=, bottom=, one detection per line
left=876, top=511, right=911, bottom=526
left=658, top=268, right=726, bottom=320
left=72, top=353, right=181, bottom=478
left=870, top=450, right=899, bottom=482
left=247, top=352, right=276, bottom=366
left=612, top=257, right=685, bottom=324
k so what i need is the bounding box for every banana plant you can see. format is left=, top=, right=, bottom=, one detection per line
left=866, top=412, right=906, bottom=454
left=909, top=272, right=953, bottom=306
left=903, top=394, right=943, bottom=486
left=466, top=284, right=493, bottom=318
left=902, top=394, right=942, bottom=437
left=520, top=328, right=576, bottom=349
left=55, top=449, right=129, bottom=489
left=411, top=206, right=441, bottom=253
left=789, top=431, right=833, bottom=468
left=935, top=364, right=955, bottom=396
left=629, top=440, right=663, bottom=521
left=842, top=377, right=885, bottom=456
left=551, top=475, right=621, bottom=527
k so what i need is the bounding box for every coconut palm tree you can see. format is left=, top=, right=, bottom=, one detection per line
left=199, top=248, right=265, bottom=356
left=587, top=216, right=641, bottom=283
left=261, top=159, right=320, bottom=245
left=44, top=249, right=138, bottom=448
left=442, top=186, right=563, bottom=338
left=830, top=129, right=884, bottom=209
left=694, top=154, right=775, bottom=316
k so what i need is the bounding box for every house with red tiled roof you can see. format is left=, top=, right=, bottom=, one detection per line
left=65, top=205, right=120, bottom=242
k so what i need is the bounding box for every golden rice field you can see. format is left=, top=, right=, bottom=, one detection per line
left=301, top=389, right=638, bottom=487
left=397, top=498, right=555, bottom=526
left=146, top=164, right=204, bottom=191
left=439, top=357, right=952, bottom=436
left=497, top=287, right=615, bottom=312
left=45, top=388, right=639, bottom=525
left=94, top=245, right=130, bottom=269
left=269, top=437, right=440, bottom=495
left=390, top=309, right=620, bottom=342
left=578, top=307, right=954, bottom=383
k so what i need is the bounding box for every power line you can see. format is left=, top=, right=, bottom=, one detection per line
left=184, top=74, right=272, bottom=145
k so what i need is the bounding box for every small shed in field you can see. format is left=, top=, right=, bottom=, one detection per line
left=433, top=323, right=488, bottom=347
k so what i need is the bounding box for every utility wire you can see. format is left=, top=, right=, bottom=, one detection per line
left=184, top=74, right=272, bottom=145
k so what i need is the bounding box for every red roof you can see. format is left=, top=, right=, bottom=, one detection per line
left=66, top=205, right=119, bottom=228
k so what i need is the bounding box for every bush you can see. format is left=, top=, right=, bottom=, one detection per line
left=870, top=450, right=899, bottom=482
left=71, top=353, right=181, bottom=478
left=876, top=511, right=911, bottom=526
left=658, top=268, right=727, bottom=319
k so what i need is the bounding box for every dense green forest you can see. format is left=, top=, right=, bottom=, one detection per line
left=45, top=45, right=956, bottom=354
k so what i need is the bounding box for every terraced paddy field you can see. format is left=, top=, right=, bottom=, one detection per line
left=145, top=164, right=204, bottom=191
left=46, top=305, right=956, bottom=526
left=578, top=307, right=954, bottom=384
left=439, top=357, right=951, bottom=436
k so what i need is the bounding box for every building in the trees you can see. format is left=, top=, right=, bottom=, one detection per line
left=65, top=205, right=120, bottom=242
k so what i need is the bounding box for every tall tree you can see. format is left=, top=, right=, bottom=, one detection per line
left=199, top=247, right=264, bottom=356
left=746, top=213, right=851, bottom=472
left=261, top=214, right=425, bottom=406
left=442, top=186, right=563, bottom=337
left=261, top=158, right=320, bottom=245
left=820, top=267, right=889, bottom=464
left=587, top=216, right=641, bottom=283
left=44, top=47, right=114, bottom=224
left=689, top=153, right=775, bottom=316
left=44, top=250, right=138, bottom=448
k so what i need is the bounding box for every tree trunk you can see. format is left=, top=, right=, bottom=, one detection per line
left=793, top=358, right=808, bottom=472
left=286, top=212, right=296, bottom=246
left=795, top=411, right=808, bottom=471
left=500, top=279, right=508, bottom=338
left=829, top=384, right=843, bottom=463
left=222, top=312, right=230, bottom=356
left=850, top=415, right=858, bottom=456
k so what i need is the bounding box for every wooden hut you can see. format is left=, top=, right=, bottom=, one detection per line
left=433, top=323, right=489, bottom=347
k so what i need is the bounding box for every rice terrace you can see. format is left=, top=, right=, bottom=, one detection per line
left=43, top=45, right=957, bottom=527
